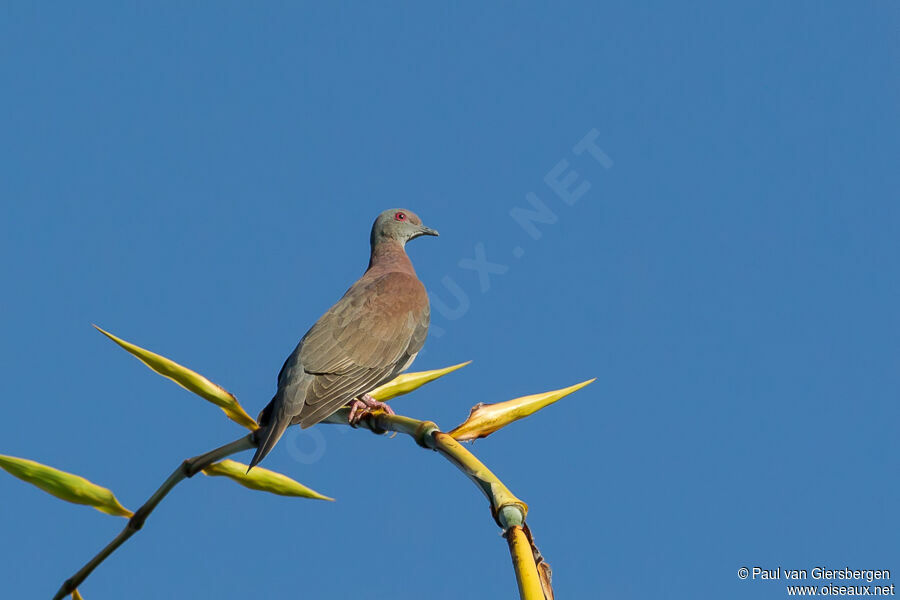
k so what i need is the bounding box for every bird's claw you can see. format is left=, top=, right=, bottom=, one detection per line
left=347, top=393, right=395, bottom=427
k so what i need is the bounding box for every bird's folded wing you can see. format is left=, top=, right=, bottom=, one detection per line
left=299, top=272, right=429, bottom=373
left=296, top=366, right=395, bottom=428
left=287, top=272, right=430, bottom=428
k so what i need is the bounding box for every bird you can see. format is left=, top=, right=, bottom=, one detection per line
left=248, top=208, right=438, bottom=470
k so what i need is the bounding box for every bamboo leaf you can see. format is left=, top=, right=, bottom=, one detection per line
left=448, top=379, right=596, bottom=441
left=94, top=325, right=258, bottom=431
left=369, top=361, right=471, bottom=401
left=202, top=459, right=333, bottom=501
left=0, top=454, right=132, bottom=517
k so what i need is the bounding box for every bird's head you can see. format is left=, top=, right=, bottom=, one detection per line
left=370, top=209, right=439, bottom=248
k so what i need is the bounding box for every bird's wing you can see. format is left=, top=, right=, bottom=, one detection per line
left=300, top=272, right=429, bottom=372
left=295, top=366, right=396, bottom=427
left=283, top=272, right=430, bottom=428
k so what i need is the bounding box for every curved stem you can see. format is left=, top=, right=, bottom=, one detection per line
left=350, top=409, right=547, bottom=600
left=56, top=410, right=550, bottom=600
left=52, top=434, right=255, bottom=600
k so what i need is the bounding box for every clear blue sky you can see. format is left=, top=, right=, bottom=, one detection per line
left=1, top=3, right=897, bottom=599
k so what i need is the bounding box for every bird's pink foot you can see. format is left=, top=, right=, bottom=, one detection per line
left=347, top=393, right=395, bottom=426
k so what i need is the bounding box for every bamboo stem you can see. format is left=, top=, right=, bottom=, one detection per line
left=357, top=412, right=528, bottom=521
left=506, top=526, right=546, bottom=600
left=358, top=411, right=544, bottom=599
left=55, top=409, right=549, bottom=600
left=431, top=431, right=527, bottom=524
left=52, top=434, right=255, bottom=600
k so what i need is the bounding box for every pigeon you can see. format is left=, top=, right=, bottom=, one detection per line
left=248, top=208, right=438, bottom=470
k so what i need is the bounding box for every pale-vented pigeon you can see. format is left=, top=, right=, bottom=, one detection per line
left=248, top=209, right=438, bottom=470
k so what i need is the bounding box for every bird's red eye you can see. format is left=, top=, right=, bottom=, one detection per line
left=394, top=212, right=407, bottom=221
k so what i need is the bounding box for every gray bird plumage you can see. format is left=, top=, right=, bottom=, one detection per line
left=248, top=209, right=437, bottom=470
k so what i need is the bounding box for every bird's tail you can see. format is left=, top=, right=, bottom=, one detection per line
left=247, top=395, right=290, bottom=472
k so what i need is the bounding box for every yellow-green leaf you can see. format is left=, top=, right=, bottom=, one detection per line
left=369, top=361, right=471, bottom=401
left=448, top=379, right=596, bottom=441
left=202, top=459, right=333, bottom=501
left=0, top=454, right=132, bottom=517
left=94, top=325, right=258, bottom=431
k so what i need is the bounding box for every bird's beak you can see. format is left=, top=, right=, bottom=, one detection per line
left=418, top=225, right=439, bottom=237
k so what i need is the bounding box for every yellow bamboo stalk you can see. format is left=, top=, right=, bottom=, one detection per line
left=507, top=526, right=546, bottom=600
left=350, top=410, right=546, bottom=599
left=430, top=432, right=528, bottom=525
left=56, top=407, right=552, bottom=599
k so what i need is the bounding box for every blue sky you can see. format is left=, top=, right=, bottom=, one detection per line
left=1, top=3, right=898, bottom=599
